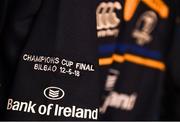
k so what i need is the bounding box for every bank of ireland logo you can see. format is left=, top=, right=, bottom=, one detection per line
left=44, top=87, right=65, bottom=100
left=132, top=11, right=158, bottom=46
left=96, top=1, right=122, bottom=38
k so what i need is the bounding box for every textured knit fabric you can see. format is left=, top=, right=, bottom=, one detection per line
left=0, top=0, right=100, bottom=120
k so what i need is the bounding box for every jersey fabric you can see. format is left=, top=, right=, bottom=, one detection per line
left=97, top=0, right=178, bottom=120
left=0, top=0, right=180, bottom=121
left=161, top=0, right=180, bottom=120
left=0, top=0, right=13, bottom=112
left=0, top=0, right=100, bottom=120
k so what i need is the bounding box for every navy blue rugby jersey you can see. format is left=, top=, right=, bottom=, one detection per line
left=161, top=0, right=180, bottom=120
left=0, top=0, right=7, bottom=84
left=97, top=0, right=177, bottom=120
left=96, top=0, right=124, bottom=108
left=0, top=0, right=11, bottom=112
left=0, top=0, right=5, bottom=113
left=0, top=0, right=100, bottom=120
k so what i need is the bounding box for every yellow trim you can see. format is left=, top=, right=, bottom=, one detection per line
left=99, top=53, right=165, bottom=71
left=124, top=0, right=169, bottom=21
left=124, top=54, right=165, bottom=71
left=124, top=0, right=140, bottom=21
left=99, top=57, right=113, bottom=66
left=113, top=54, right=125, bottom=63
left=142, top=0, right=169, bottom=19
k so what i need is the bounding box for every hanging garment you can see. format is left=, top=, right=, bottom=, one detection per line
left=0, top=0, right=13, bottom=113
left=98, top=0, right=177, bottom=120
left=161, top=0, right=180, bottom=120
left=0, top=0, right=100, bottom=120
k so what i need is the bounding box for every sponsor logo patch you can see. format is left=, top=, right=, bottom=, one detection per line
left=44, top=87, right=65, bottom=100
left=96, top=1, right=122, bottom=38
